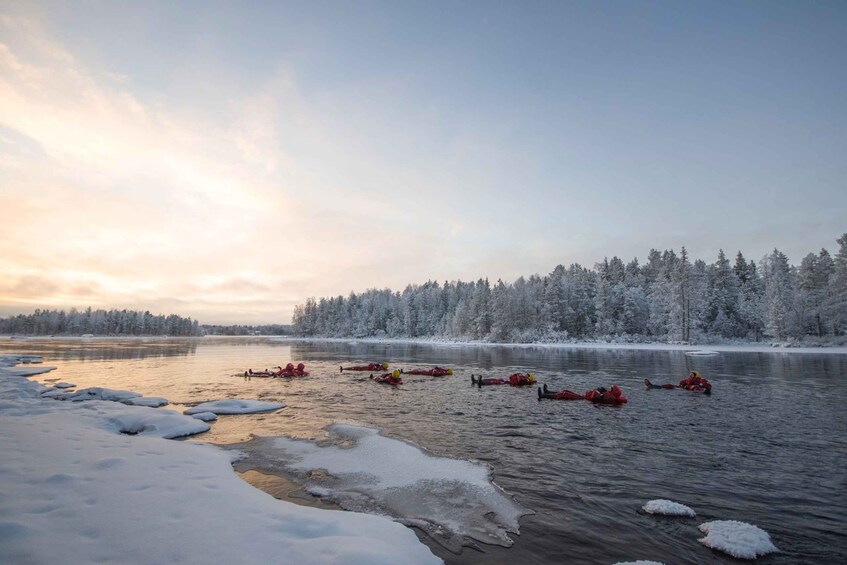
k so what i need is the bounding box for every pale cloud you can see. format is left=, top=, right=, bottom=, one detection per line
left=0, top=11, right=466, bottom=323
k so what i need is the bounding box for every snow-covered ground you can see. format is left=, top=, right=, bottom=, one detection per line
left=0, top=354, right=440, bottom=564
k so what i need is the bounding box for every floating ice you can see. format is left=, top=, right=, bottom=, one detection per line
left=698, top=520, right=779, bottom=559
left=183, top=399, right=284, bottom=415
left=191, top=411, right=218, bottom=422
left=642, top=499, right=696, bottom=517
left=250, top=423, right=530, bottom=551
left=614, top=561, right=665, bottom=565
left=0, top=354, right=42, bottom=365
left=54, top=382, right=75, bottom=389
left=123, top=396, right=169, bottom=408
left=685, top=350, right=719, bottom=356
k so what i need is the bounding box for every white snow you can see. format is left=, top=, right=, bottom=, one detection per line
left=613, top=561, right=665, bottom=565
left=53, top=382, right=76, bottom=388
left=123, top=396, right=169, bottom=408
left=183, top=399, right=284, bottom=415
left=56, top=386, right=142, bottom=403
left=698, top=520, right=779, bottom=559
left=190, top=411, right=218, bottom=421
left=685, top=350, right=720, bottom=356
left=257, top=423, right=530, bottom=551
left=642, top=499, right=696, bottom=517
left=285, top=336, right=847, bottom=355
left=0, top=356, right=440, bottom=564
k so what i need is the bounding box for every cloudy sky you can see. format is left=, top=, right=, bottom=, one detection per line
left=1, top=1, right=845, bottom=324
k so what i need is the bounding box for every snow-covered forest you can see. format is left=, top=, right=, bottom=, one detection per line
left=0, top=308, right=201, bottom=336
left=292, top=234, right=847, bottom=344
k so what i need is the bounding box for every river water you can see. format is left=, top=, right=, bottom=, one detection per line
left=3, top=337, right=845, bottom=564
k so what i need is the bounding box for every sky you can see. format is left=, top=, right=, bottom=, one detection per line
left=1, top=0, right=845, bottom=324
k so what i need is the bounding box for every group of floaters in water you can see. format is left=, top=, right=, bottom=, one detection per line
left=243, top=360, right=712, bottom=404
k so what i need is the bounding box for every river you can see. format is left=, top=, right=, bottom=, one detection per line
left=3, top=337, right=845, bottom=564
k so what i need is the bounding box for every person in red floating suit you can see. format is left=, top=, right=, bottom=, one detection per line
left=645, top=370, right=711, bottom=394
left=340, top=362, right=388, bottom=372
left=471, top=373, right=535, bottom=387
left=371, top=370, right=403, bottom=385
left=403, top=367, right=454, bottom=376
left=538, top=384, right=627, bottom=404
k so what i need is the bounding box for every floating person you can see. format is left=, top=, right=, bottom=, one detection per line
left=273, top=363, right=309, bottom=377
left=403, top=367, right=453, bottom=377
left=538, top=383, right=627, bottom=405
left=341, top=362, right=389, bottom=372
left=645, top=370, right=711, bottom=394
left=371, top=370, right=403, bottom=386
left=244, top=368, right=275, bottom=377
left=471, top=373, right=535, bottom=387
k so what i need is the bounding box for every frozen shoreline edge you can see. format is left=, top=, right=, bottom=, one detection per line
left=268, top=336, right=847, bottom=355
left=0, top=355, right=441, bottom=564
left=5, top=334, right=846, bottom=354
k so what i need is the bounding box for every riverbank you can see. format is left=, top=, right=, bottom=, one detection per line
left=0, top=354, right=440, bottom=564
left=5, top=334, right=847, bottom=355
left=270, top=336, right=847, bottom=355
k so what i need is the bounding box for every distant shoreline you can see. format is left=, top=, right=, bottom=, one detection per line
left=3, top=334, right=846, bottom=355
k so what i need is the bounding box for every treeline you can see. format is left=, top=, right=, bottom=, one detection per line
left=292, top=233, right=847, bottom=344
left=0, top=308, right=201, bottom=337
left=202, top=324, right=292, bottom=336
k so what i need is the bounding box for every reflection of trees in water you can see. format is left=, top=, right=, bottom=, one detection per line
left=289, top=340, right=847, bottom=382
left=0, top=338, right=199, bottom=361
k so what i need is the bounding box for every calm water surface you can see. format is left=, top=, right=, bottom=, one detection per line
left=4, top=337, right=846, bottom=564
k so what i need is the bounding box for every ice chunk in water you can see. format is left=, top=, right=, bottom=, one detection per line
left=249, top=423, right=530, bottom=551
left=698, top=520, right=779, bottom=559
left=642, top=499, right=695, bottom=517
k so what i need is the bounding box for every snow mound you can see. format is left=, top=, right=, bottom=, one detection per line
left=191, top=411, right=218, bottom=422
left=642, top=499, right=696, bottom=517
left=123, top=396, right=168, bottom=408
left=255, top=423, right=530, bottom=551
left=105, top=406, right=210, bottom=438
left=698, top=520, right=779, bottom=559
left=54, top=382, right=75, bottom=389
left=685, top=350, right=719, bottom=356
left=183, top=399, right=284, bottom=415
left=58, top=387, right=142, bottom=402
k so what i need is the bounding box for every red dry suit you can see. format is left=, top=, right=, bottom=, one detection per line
left=584, top=385, right=628, bottom=405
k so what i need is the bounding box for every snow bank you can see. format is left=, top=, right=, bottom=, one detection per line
left=183, top=399, right=284, bottom=415
left=123, top=396, right=169, bottom=408
left=0, top=357, right=440, bottom=564
left=103, top=405, right=210, bottom=438
left=642, top=499, right=696, bottom=517
left=698, top=520, right=779, bottom=559
left=256, top=423, right=530, bottom=551
left=58, top=387, right=142, bottom=402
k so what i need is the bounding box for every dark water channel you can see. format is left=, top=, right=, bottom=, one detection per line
left=4, top=337, right=846, bottom=564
